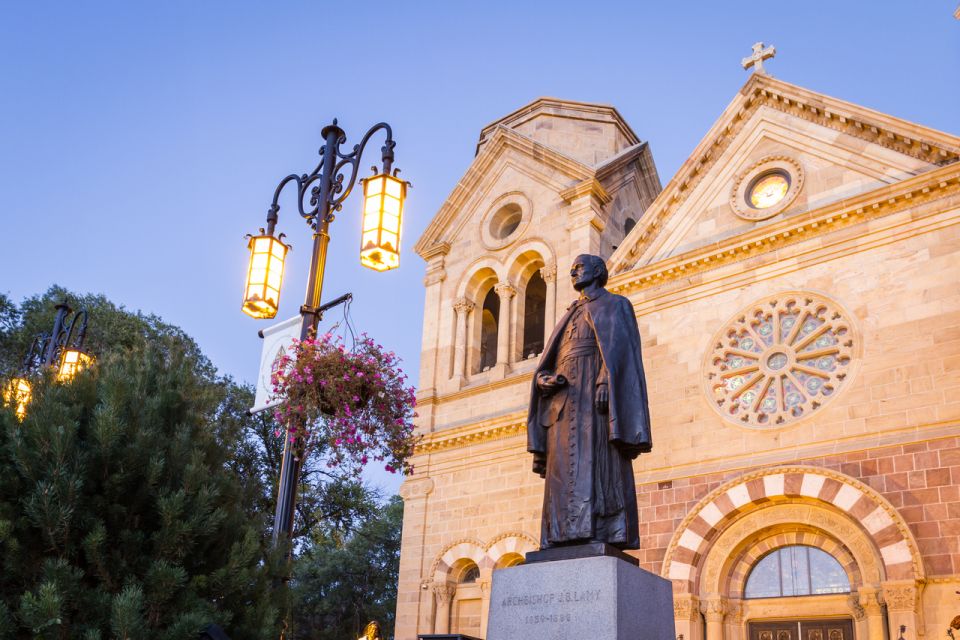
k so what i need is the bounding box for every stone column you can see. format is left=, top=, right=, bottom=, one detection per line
left=701, top=596, right=727, bottom=640
left=432, top=583, right=456, bottom=634
left=858, top=586, right=885, bottom=640
left=493, top=282, right=516, bottom=377
left=561, top=179, right=609, bottom=308
left=451, top=298, right=474, bottom=386
left=674, top=593, right=703, bottom=640
left=394, top=477, right=435, bottom=640
left=478, top=572, right=493, bottom=639
left=882, top=581, right=922, bottom=640
left=540, top=263, right=557, bottom=343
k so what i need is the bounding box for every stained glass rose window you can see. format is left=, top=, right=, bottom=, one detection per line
left=706, top=293, right=857, bottom=427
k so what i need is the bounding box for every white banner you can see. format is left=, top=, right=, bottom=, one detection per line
left=249, top=315, right=302, bottom=415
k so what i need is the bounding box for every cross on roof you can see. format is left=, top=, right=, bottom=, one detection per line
left=742, top=42, right=776, bottom=74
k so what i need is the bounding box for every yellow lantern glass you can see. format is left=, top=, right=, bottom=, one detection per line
left=360, top=173, right=405, bottom=272
left=242, top=233, right=289, bottom=319
left=3, top=377, right=31, bottom=421
left=57, top=349, right=93, bottom=382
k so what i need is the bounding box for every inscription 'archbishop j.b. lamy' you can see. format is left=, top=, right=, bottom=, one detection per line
left=500, top=588, right=602, bottom=608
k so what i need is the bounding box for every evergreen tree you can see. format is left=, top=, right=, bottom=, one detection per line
left=290, top=494, right=403, bottom=640
left=0, top=288, right=283, bottom=639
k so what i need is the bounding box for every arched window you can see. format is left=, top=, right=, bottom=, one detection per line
left=459, top=563, right=480, bottom=584
left=624, top=217, right=636, bottom=236
left=479, top=288, right=499, bottom=371
left=522, top=271, right=546, bottom=358
left=744, top=545, right=850, bottom=599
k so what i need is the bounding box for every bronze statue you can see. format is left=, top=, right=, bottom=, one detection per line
left=358, top=621, right=383, bottom=640
left=528, top=254, right=651, bottom=550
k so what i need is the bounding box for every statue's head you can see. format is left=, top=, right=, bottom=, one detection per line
left=570, top=254, right=608, bottom=291
left=362, top=621, right=381, bottom=640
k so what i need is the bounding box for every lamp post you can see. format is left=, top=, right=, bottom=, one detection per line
left=241, top=119, right=408, bottom=552
left=3, top=301, right=92, bottom=420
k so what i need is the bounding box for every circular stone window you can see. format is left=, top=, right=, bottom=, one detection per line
left=730, top=156, right=804, bottom=221
left=490, top=203, right=522, bottom=239
left=704, top=292, right=859, bottom=428
left=480, top=192, right=532, bottom=251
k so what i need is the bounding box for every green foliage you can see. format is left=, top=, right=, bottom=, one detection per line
left=0, top=287, right=283, bottom=639
left=0, top=287, right=408, bottom=639
left=290, top=494, right=403, bottom=640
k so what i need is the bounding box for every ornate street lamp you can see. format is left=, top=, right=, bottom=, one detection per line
left=241, top=119, right=409, bottom=553
left=2, top=378, right=31, bottom=421
left=3, top=301, right=92, bottom=420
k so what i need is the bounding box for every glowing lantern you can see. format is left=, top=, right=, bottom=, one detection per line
left=360, top=173, right=405, bottom=272
left=3, top=378, right=31, bottom=421
left=242, top=233, right=289, bottom=319
left=57, top=349, right=93, bottom=382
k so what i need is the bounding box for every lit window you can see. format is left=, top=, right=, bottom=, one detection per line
left=744, top=545, right=850, bottom=599
left=749, top=171, right=790, bottom=209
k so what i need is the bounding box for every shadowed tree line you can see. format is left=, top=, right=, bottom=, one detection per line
left=0, top=287, right=402, bottom=640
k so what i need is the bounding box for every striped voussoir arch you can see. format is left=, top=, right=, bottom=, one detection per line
left=430, top=532, right=538, bottom=583
left=662, top=465, right=923, bottom=591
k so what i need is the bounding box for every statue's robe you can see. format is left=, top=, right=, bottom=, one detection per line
left=527, top=287, right=651, bottom=549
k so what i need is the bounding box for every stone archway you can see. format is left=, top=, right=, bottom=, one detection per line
left=662, top=466, right=925, bottom=640
left=427, top=531, right=538, bottom=638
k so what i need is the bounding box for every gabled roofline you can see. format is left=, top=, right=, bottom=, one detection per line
left=414, top=125, right=594, bottom=258
left=608, top=73, right=960, bottom=273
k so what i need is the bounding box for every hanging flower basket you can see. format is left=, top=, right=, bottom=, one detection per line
left=271, top=332, right=418, bottom=476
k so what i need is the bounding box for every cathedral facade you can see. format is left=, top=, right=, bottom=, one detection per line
left=395, top=66, right=960, bottom=640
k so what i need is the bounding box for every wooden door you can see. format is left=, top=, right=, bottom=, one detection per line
left=750, top=619, right=854, bottom=640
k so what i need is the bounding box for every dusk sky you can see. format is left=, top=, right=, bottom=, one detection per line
left=2, top=2, right=957, bottom=493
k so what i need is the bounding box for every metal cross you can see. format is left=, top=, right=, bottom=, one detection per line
left=742, top=42, right=776, bottom=74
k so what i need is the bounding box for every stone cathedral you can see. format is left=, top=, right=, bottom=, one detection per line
left=395, top=48, right=960, bottom=640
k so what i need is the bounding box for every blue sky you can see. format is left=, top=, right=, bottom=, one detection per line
left=2, top=2, right=957, bottom=493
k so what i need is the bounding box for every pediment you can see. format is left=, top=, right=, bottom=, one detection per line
left=609, top=74, right=960, bottom=273
left=415, top=126, right=594, bottom=258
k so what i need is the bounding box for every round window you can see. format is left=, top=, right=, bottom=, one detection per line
left=748, top=171, right=790, bottom=209
left=730, top=156, right=804, bottom=221
left=490, top=204, right=522, bottom=239
left=704, top=292, right=859, bottom=428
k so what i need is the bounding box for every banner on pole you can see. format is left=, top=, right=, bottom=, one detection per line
left=250, top=315, right=302, bottom=415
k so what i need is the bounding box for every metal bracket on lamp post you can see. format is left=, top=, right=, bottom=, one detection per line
left=21, top=301, right=89, bottom=374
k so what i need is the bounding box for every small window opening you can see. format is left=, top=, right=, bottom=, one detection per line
left=522, top=271, right=546, bottom=358
left=479, top=288, right=499, bottom=371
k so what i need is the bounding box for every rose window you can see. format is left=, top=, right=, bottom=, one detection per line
left=706, top=293, right=857, bottom=427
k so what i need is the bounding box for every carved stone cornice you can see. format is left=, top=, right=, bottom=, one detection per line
left=560, top=178, right=612, bottom=206
left=881, top=580, right=922, bottom=612
left=858, top=586, right=883, bottom=616
left=609, top=164, right=960, bottom=292
left=494, top=282, right=517, bottom=299
left=539, top=263, right=558, bottom=283
left=453, top=297, right=475, bottom=315
left=700, top=596, right=727, bottom=622
left=432, top=582, right=456, bottom=604
left=420, top=241, right=451, bottom=260
left=673, top=593, right=701, bottom=621
left=398, top=477, right=435, bottom=500
left=414, top=418, right=526, bottom=455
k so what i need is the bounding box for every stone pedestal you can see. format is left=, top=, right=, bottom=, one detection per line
left=486, top=553, right=675, bottom=640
